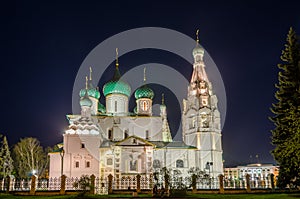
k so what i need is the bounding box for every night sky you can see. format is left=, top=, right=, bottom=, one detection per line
left=1, top=1, right=299, bottom=167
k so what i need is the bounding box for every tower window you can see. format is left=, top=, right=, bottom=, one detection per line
left=192, top=117, right=196, bottom=128
left=176, top=159, right=184, bottom=168
left=202, top=99, right=208, bottom=106
left=146, top=130, right=149, bottom=140
left=81, top=143, right=85, bottom=148
left=108, top=129, right=113, bottom=140
left=86, top=161, right=90, bottom=168
left=142, top=101, right=148, bottom=111
left=75, top=161, right=80, bottom=168
left=115, top=101, right=117, bottom=112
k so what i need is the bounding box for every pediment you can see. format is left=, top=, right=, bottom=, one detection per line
left=115, top=136, right=154, bottom=146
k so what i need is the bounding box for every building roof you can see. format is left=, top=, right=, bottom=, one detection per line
left=103, top=66, right=131, bottom=97
left=79, top=84, right=100, bottom=99
left=150, top=141, right=197, bottom=149
left=134, top=84, right=154, bottom=100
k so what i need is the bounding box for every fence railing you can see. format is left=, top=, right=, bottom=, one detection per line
left=0, top=174, right=276, bottom=195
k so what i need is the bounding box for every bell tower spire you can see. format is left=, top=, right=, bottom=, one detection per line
left=85, top=76, right=88, bottom=90
left=89, top=67, right=93, bottom=81
left=160, top=94, right=172, bottom=142
left=189, top=29, right=209, bottom=98
left=115, top=47, right=119, bottom=68
left=182, top=31, right=223, bottom=178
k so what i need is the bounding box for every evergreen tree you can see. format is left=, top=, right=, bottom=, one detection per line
left=0, top=134, right=2, bottom=176
left=270, top=27, right=300, bottom=188
left=0, top=136, right=14, bottom=177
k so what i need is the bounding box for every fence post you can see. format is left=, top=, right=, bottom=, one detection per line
left=270, top=174, right=275, bottom=191
left=59, top=175, right=66, bottom=195
left=136, top=174, right=141, bottom=193
left=90, top=174, right=95, bottom=194
left=108, top=174, right=113, bottom=194
left=5, top=176, right=11, bottom=193
left=246, top=174, right=251, bottom=193
left=192, top=174, right=197, bottom=193
left=219, top=174, right=224, bottom=194
left=29, top=175, right=36, bottom=195
left=148, top=174, right=152, bottom=190
left=164, top=173, right=169, bottom=196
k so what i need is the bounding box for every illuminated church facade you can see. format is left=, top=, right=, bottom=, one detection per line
left=49, top=38, right=223, bottom=179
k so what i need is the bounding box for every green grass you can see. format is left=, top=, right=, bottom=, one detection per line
left=0, top=193, right=300, bottom=199
left=188, top=193, right=300, bottom=198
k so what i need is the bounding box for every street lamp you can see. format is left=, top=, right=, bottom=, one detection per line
left=59, top=148, right=65, bottom=177
left=206, top=162, right=213, bottom=175
left=206, top=162, right=213, bottom=189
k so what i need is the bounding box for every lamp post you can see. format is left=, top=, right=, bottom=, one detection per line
left=206, top=162, right=213, bottom=189
left=60, top=148, right=65, bottom=177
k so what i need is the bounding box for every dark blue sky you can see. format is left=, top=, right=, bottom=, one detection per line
left=1, top=1, right=299, bottom=166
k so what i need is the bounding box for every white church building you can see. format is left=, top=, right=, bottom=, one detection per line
left=49, top=37, right=223, bottom=179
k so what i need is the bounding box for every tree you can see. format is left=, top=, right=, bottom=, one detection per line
left=13, top=137, right=48, bottom=178
left=0, top=134, right=2, bottom=175
left=0, top=135, right=14, bottom=177
left=270, top=27, right=300, bottom=188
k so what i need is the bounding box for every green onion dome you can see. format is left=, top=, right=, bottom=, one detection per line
left=134, top=85, right=154, bottom=100
left=79, top=83, right=100, bottom=99
left=98, top=102, right=106, bottom=113
left=103, top=67, right=131, bottom=97
left=80, top=91, right=92, bottom=107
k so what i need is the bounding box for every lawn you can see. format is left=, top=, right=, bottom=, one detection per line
left=0, top=193, right=300, bottom=199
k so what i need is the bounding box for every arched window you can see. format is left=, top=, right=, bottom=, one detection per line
left=145, top=130, right=149, bottom=140
left=115, top=101, right=117, bottom=112
left=142, top=101, right=148, bottom=111
left=86, top=161, right=91, bottom=168
left=153, top=159, right=161, bottom=169
left=124, top=130, right=128, bottom=139
left=176, top=159, right=184, bottom=168
left=192, top=117, right=196, bottom=128
left=108, top=129, right=113, bottom=140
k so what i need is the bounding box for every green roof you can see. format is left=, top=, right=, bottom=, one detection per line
left=103, top=67, right=131, bottom=97
left=80, top=87, right=100, bottom=99
left=134, top=84, right=154, bottom=99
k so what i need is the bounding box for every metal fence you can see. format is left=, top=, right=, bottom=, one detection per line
left=0, top=174, right=276, bottom=193
left=95, top=177, right=108, bottom=195
left=224, top=176, right=274, bottom=189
